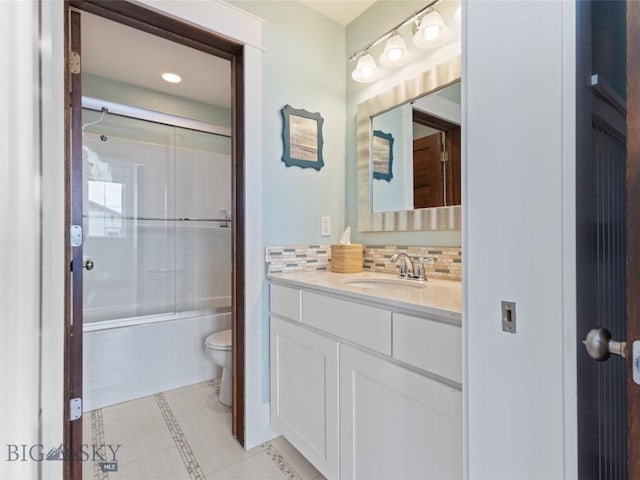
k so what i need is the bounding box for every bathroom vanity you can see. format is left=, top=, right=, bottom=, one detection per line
left=267, top=271, right=462, bottom=480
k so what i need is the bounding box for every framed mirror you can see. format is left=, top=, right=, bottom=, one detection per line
left=357, top=55, right=462, bottom=232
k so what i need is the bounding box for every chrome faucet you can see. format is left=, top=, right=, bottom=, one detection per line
left=391, top=253, right=414, bottom=279
left=390, top=253, right=433, bottom=281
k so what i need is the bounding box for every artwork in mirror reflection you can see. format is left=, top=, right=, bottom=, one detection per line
left=372, top=130, right=394, bottom=182
left=371, top=80, right=461, bottom=213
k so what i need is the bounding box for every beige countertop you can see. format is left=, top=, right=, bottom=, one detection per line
left=267, top=270, right=461, bottom=325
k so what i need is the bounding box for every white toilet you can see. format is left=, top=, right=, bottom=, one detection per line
left=205, top=329, right=232, bottom=406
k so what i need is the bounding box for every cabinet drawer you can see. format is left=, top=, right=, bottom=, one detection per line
left=303, top=292, right=391, bottom=355
left=392, top=313, right=462, bottom=383
left=270, top=284, right=301, bottom=322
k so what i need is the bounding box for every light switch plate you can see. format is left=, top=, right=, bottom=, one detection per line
left=321, top=216, right=331, bottom=236
left=501, top=301, right=516, bottom=334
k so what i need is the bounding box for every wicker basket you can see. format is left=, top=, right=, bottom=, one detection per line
left=330, top=244, right=364, bottom=273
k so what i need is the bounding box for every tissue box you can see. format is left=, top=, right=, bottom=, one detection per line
left=330, top=244, right=364, bottom=273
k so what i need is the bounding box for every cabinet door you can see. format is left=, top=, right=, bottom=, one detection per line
left=340, top=344, right=462, bottom=480
left=270, top=315, right=339, bottom=479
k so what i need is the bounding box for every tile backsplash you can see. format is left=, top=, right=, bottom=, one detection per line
left=265, top=245, right=330, bottom=273
left=363, top=245, right=461, bottom=281
left=266, top=244, right=462, bottom=281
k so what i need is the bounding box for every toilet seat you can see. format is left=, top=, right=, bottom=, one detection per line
left=206, top=329, right=232, bottom=350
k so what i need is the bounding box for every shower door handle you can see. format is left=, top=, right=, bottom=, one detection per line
left=83, top=257, right=95, bottom=271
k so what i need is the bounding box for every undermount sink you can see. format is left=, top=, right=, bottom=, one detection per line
left=341, top=277, right=427, bottom=290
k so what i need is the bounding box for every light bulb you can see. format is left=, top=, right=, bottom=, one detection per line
left=423, top=25, right=441, bottom=41
left=413, top=10, right=448, bottom=49
left=352, top=53, right=380, bottom=83
left=387, top=48, right=402, bottom=61
left=379, top=33, right=410, bottom=68
left=361, top=66, right=374, bottom=78
left=455, top=5, right=462, bottom=24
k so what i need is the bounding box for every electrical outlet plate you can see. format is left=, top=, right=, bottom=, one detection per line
left=321, top=216, right=331, bottom=236
left=501, top=301, right=516, bottom=334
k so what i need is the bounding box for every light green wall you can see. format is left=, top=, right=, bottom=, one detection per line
left=83, top=74, right=231, bottom=127
left=230, top=0, right=347, bottom=246
left=346, top=1, right=462, bottom=246
left=229, top=0, right=347, bottom=404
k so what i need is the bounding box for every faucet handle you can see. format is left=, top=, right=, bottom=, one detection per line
left=398, top=261, right=408, bottom=277
left=416, top=257, right=434, bottom=281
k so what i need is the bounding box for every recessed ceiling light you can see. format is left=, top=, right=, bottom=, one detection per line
left=162, top=72, right=182, bottom=84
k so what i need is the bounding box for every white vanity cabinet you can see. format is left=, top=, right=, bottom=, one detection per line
left=270, top=289, right=339, bottom=479
left=340, top=344, right=462, bottom=480
left=269, top=279, right=462, bottom=480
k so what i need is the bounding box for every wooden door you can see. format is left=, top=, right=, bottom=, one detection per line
left=576, top=1, right=640, bottom=477
left=445, top=126, right=462, bottom=206
left=413, top=133, right=443, bottom=209
left=626, top=1, right=640, bottom=476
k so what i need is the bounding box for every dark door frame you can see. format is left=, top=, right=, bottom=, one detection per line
left=63, top=2, right=246, bottom=477
left=627, top=0, right=640, bottom=476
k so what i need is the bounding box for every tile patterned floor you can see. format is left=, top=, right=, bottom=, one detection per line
left=83, top=380, right=326, bottom=480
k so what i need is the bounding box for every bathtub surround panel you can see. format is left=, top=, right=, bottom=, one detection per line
left=265, top=244, right=462, bottom=281
left=83, top=312, right=231, bottom=411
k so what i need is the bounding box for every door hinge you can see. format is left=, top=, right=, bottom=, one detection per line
left=69, top=51, right=81, bottom=74
left=70, top=398, right=82, bottom=421
left=70, top=225, right=82, bottom=247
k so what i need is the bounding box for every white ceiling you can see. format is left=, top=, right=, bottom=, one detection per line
left=299, top=0, right=376, bottom=25
left=80, top=2, right=374, bottom=109
left=81, top=12, right=231, bottom=108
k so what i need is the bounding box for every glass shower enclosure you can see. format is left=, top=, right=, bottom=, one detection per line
left=81, top=107, right=232, bottom=326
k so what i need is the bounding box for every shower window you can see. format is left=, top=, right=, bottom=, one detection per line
left=87, top=180, right=124, bottom=238
left=82, top=108, right=232, bottom=323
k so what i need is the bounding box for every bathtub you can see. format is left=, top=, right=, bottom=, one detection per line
left=82, top=305, right=231, bottom=412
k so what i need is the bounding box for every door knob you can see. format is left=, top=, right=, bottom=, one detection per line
left=83, top=257, right=95, bottom=271
left=583, top=327, right=627, bottom=361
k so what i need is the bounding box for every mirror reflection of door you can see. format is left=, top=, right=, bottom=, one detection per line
left=413, top=110, right=461, bottom=208
left=413, top=132, right=443, bottom=208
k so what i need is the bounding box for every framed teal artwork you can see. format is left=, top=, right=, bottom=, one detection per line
left=281, top=105, right=324, bottom=170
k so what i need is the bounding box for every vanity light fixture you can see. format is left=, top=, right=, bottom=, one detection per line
left=349, top=0, right=458, bottom=82
left=379, top=33, right=411, bottom=68
left=162, top=72, right=182, bottom=83
left=413, top=9, right=448, bottom=48
left=351, top=53, right=380, bottom=83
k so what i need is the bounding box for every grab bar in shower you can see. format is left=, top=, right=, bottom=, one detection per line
left=82, top=215, right=232, bottom=222
left=81, top=215, right=232, bottom=227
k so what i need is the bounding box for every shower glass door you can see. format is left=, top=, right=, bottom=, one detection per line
left=82, top=109, right=231, bottom=324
